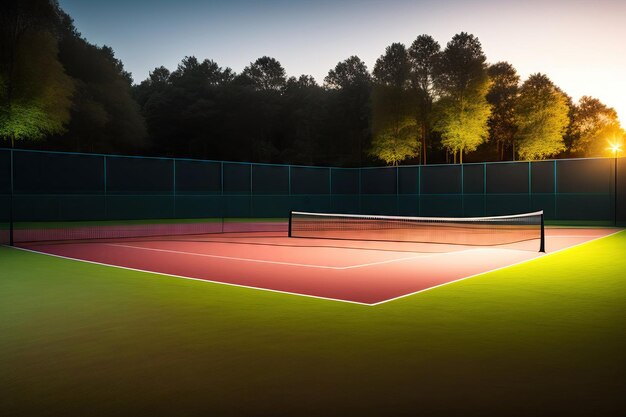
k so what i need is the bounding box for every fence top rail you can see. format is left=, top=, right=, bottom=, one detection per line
left=359, top=156, right=622, bottom=170
left=0, top=147, right=622, bottom=171
left=0, top=148, right=338, bottom=169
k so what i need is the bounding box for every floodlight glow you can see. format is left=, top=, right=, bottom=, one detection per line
left=607, top=142, right=622, bottom=155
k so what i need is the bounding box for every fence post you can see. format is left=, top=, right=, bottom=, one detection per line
left=358, top=168, right=362, bottom=214
left=483, top=162, right=487, bottom=216
left=396, top=166, right=399, bottom=215
left=248, top=163, right=254, bottom=218
left=528, top=161, right=532, bottom=213
left=220, top=162, right=224, bottom=232
left=328, top=167, right=332, bottom=212
left=461, top=164, right=464, bottom=216
left=172, top=158, right=176, bottom=218
left=103, top=155, right=108, bottom=220
left=418, top=165, right=421, bottom=216
left=9, top=149, right=14, bottom=246
left=554, top=160, right=557, bottom=220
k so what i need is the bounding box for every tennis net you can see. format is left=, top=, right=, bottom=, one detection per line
left=289, top=210, right=545, bottom=251
left=11, top=218, right=288, bottom=245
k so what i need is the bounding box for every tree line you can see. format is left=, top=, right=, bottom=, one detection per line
left=1, top=0, right=624, bottom=167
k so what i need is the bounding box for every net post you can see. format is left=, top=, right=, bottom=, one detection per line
left=539, top=210, right=546, bottom=253
left=288, top=210, right=293, bottom=237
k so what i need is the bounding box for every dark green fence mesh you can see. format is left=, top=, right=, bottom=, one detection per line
left=174, top=159, right=222, bottom=219
left=419, top=165, right=463, bottom=217
left=2, top=148, right=624, bottom=245
left=360, top=167, right=397, bottom=215
left=291, top=166, right=331, bottom=214
left=106, top=156, right=175, bottom=220
left=330, top=168, right=359, bottom=214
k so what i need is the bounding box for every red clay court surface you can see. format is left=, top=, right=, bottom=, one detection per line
left=15, top=226, right=620, bottom=305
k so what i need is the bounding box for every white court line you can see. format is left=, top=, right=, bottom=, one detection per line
left=105, top=243, right=478, bottom=270
left=369, top=230, right=624, bottom=306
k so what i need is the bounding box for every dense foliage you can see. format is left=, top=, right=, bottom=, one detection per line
left=0, top=0, right=623, bottom=165
left=514, top=74, right=570, bottom=160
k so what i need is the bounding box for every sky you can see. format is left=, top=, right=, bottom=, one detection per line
left=59, top=0, right=626, bottom=123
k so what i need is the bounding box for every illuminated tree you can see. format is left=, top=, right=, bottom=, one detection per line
left=432, top=33, right=491, bottom=163
left=0, top=0, right=74, bottom=147
left=486, top=62, right=520, bottom=160
left=514, top=73, right=569, bottom=160
left=569, top=96, right=624, bottom=157
left=370, top=43, right=419, bottom=165
left=408, top=34, right=440, bottom=165
left=369, top=86, right=418, bottom=165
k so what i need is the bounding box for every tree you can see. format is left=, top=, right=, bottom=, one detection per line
left=286, top=74, right=318, bottom=89
left=569, top=96, right=624, bottom=157
left=239, top=56, right=286, bottom=91
left=486, top=62, right=520, bottom=160
left=56, top=19, right=146, bottom=153
left=324, top=56, right=372, bottom=165
left=368, top=109, right=419, bottom=166
left=0, top=0, right=74, bottom=147
left=514, top=73, right=569, bottom=160
left=432, top=86, right=492, bottom=163
left=101, top=45, right=133, bottom=86
left=324, top=55, right=371, bottom=89
left=282, top=75, right=328, bottom=164
left=134, top=56, right=237, bottom=158
left=170, top=56, right=234, bottom=88
left=372, top=43, right=411, bottom=88
left=408, top=34, right=440, bottom=164
left=370, top=43, right=418, bottom=165
left=148, top=66, right=171, bottom=85
left=432, top=33, right=491, bottom=163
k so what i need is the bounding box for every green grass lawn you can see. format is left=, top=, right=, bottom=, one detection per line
left=1, top=232, right=625, bottom=416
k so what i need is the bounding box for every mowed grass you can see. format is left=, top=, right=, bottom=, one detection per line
left=1, top=233, right=625, bottom=417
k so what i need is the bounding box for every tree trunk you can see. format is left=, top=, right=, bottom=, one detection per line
left=460, top=149, right=463, bottom=164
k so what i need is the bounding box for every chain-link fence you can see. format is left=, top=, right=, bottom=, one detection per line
left=1, top=148, right=623, bottom=245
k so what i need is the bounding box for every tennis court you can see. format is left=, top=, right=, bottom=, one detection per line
left=2, top=150, right=625, bottom=417
left=13, top=213, right=619, bottom=304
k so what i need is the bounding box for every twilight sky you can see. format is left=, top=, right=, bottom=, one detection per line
left=59, top=0, right=626, bottom=122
